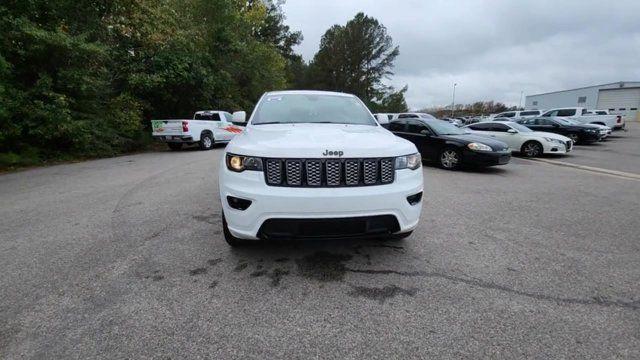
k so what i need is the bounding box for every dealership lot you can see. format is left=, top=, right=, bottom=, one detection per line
left=1, top=126, right=639, bottom=358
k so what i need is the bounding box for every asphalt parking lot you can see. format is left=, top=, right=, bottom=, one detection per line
left=1, top=125, right=639, bottom=359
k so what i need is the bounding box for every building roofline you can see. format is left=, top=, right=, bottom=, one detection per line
left=526, top=81, right=640, bottom=97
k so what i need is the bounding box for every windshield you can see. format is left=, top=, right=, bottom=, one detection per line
left=251, top=93, right=377, bottom=126
left=509, top=123, right=533, bottom=132
left=427, top=121, right=466, bottom=135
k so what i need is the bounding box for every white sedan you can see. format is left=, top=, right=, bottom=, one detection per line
left=463, top=121, right=572, bottom=157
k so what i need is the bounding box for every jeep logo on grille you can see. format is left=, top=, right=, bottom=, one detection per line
left=322, top=150, right=344, bottom=157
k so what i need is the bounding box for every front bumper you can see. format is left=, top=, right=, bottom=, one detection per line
left=543, top=141, right=571, bottom=154
left=462, top=149, right=511, bottom=166
left=581, top=132, right=601, bottom=143
left=219, top=165, right=423, bottom=240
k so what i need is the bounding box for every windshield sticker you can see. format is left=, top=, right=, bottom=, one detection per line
left=266, top=96, right=282, bottom=102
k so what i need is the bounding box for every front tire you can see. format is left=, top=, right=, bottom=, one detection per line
left=567, top=133, right=580, bottom=144
left=222, top=213, right=246, bottom=247
left=199, top=133, right=214, bottom=150
left=521, top=141, right=542, bottom=157
left=167, top=142, right=183, bottom=151
left=439, top=147, right=461, bottom=170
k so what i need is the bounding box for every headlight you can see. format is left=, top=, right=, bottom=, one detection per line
left=395, top=153, right=421, bottom=170
left=467, top=142, right=493, bottom=151
left=543, top=137, right=562, bottom=143
left=226, top=154, right=263, bottom=172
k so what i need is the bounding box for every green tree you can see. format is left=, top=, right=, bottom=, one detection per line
left=0, top=0, right=301, bottom=167
left=307, top=12, right=400, bottom=104
left=375, top=86, right=409, bottom=113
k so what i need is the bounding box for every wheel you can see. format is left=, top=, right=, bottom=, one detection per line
left=222, top=213, right=246, bottom=247
left=167, top=142, right=183, bottom=151
left=199, top=133, right=214, bottom=150
left=567, top=133, right=580, bottom=144
left=520, top=141, right=542, bottom=157
left=439, top=148, right=461, bottom=170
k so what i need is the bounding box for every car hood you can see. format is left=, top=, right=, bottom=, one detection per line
left=530, top=131, right=571, bottom=141
left=440, top=133, right=509, bottom=151
left=580, top=123, right=610, bottom=130
left=226, top=123, right=417, bottom=158
left=563, top=124, right=599, bottom=131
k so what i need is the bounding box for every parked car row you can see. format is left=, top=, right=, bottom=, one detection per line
left=490, top=107, right=625, bottom=130
left=378, top=110, right=621, bottom=170
left=386, top=118, right=511, bottom=169
left=151, top=103, right=623, bottom=173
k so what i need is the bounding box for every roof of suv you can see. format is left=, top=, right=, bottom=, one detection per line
left=264, top=90, right=354, bottom=97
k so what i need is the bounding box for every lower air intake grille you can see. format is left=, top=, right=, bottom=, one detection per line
left=263, top=157, right=395, bottom=187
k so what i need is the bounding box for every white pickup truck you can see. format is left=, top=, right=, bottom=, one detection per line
left=540, top=107, right=625, bottom=130
left=151, top=110, right=244, bottom=150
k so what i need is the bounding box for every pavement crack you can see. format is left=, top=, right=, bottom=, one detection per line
left=348, top=284, right=418, bottom=303
left=345, top=267, right=640, bottom=310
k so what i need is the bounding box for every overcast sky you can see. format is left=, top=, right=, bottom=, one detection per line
left=282, top=0, right=640, bottom=110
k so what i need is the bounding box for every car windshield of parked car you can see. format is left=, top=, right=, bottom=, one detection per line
left=251, top=94, right=377, bottom=126
left=427, top=121, right=466, bottom=135
left=509, top=123, right=533, bottom=132
left=419, top=114, right=436, bottom=119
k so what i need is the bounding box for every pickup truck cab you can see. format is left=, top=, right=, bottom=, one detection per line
left=151, top=110, right=244, bottom=150
left=491, top=110, right=543, bottom=119
left=218, top=90, right=423, bottom=246
left=540, top=107, right=625, bottom=130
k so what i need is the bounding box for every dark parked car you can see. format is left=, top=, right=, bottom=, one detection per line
left=388, top=119, right=511, bottom=170
left=516, top=117, right=602, bottom=144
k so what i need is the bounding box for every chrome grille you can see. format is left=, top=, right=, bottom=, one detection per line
left=345, top=160, right=360, bottom=185
left=380, top=159, right=394, bottom=184
left=285, top=160, right=302, bottom=186
left=305, top=160, right=322, bottom=186
left=266, top=160, right=282, bottom=185
left=325, top=160, right=341, bottom=186
left=363, top=159, right=378, bottom=184
left=262, top=158, right=395, bottom=187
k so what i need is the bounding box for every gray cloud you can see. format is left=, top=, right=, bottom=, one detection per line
left=283, top=0, right=640, bottom=109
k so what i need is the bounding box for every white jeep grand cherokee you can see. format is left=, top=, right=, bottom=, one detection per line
left=218, top=90, right=423, bottom=246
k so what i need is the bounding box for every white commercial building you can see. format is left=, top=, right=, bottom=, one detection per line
left=525, top=81, right=640, bottom=121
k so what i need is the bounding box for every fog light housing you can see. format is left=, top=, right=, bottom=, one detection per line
left=227, top=196, right=252, bottom=210
left=407, top=192, right=422, bottom=206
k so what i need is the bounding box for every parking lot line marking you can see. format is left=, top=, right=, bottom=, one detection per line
left=523, top=158, right=640, bottom=182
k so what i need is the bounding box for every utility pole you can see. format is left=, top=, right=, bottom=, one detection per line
left=451, top=83, right=457, bottom=117
left=519, top=91, right=524, bottom=110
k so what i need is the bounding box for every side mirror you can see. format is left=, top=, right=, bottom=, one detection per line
left=375, top=114, right=389, bottom=125
left=232, top=111, right=246, bottom=123
left=507, top=128, right=517, bottom=134
left=420, top=129, right=430, bottom=135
